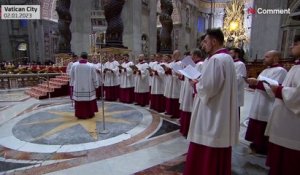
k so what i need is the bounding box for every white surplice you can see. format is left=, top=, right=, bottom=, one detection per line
left=265, top=65, right=300, bottom=151
left=119, top=61, right=134, bottom=88
left=179, top=77, right=193, bottom=112
left=95, top=63, right=103, bottom=85
left=66, top=62, right=73, bottom=75
left=134, top=62, right=150, bottom=93
left=248, top=66, right=287, bottom=122
left=70, top=61, right=99, bottom=101
left=69, top=61, right=79, bottom=86
left=103, top=61, right=120, bottom=87
left=179, top=61, right=203, bottom=112
left=148, top=61, right=158, bottom=87
left=150, top=63, right=165, bottom=95
left=188, top=53, right=239, bottom=147
left=164, top=61, right=182, bottom=98
left=234, top=60, right=247, bottom=107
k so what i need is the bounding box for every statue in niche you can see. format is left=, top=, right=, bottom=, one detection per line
left=56, top=0, right=72, bottom=53
left=103, top=0, right=126, bottom=48
left=159, top=0, right=173, bottom=53
left=141, top=34, right=149, bottom=57
left=186, top=7, right=190, bottom=28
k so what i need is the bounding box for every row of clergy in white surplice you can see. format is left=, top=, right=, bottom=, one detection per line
left=67, top=59, right=222, bottom=103
left=67, top=52, right=300, bottom=173
left=67, top=55, right=248, bottom=138
left=68, top=60, right=188, bottom=99
left=66, top=56, right=247, bottom=111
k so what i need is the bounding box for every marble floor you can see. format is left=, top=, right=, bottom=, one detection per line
left=0, top=89, right=269, bottom=175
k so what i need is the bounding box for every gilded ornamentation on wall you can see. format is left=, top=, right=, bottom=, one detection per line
left=223, top=0, right=248, bottom=48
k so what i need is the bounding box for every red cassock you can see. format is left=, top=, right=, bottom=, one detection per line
left=245, top=118, right=268, bottom=154
left=179, top=111, right=191, bottom=137
left=266, top=142, right=300, bottom=175
left=134, top=92, right=149, bottom=107
left=104, top=85, right=119, bottom=101
left=75, top=99, right=98, bottom=119
left=119, top=87, right=134, bottom=103
left=165, top=98, right=180, bottom=118
left=150, top=94, right=165, bottom=113
left=184, top=143, right=231, bottom=175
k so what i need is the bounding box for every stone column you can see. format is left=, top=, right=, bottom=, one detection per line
left=122, top=0, right=157, bottom=59
left=28, top=21, right=37, bottom=62
left=148, top=0, right=158, bottom=55
left=0, top=21, right=13, bottom=61
left=249, top=0, right=286, bottom=60
left=104, top=0, right=126, bottom=48
left=70, top=0, right=92, bottom=55
left=56, top=0, right=72, bottom=53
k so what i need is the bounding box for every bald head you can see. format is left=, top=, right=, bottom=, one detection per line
left=173, top=50, right=180, bottom=54
left=264, top=50, right=281, bottom=66
left=269, top=50, right=281, bottom=62
left=173, top=50, right=181, bottom=61
left=149, top=54, right=155, bottom=61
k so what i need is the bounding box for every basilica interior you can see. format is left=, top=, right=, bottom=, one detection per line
left=0, top=0, right=300, bottom=174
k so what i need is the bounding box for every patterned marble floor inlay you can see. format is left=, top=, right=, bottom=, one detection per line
left=0, top=90, right=270, bottom=175
left=149, top=119, right=180, bottom=138
left=135, top=154, right=186, bottom=175
left=0, top=105, right=9, bottom=111
left=0, top=91, right=29, bottom=102
left=0, top=160, right=35, bottom=172
left=0, top=102, right=155, bottom=155
left=13, top=103, right=143, bottom=144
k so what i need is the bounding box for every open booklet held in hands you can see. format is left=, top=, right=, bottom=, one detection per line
left=178, top=65, right=201, bottom=80
left=181, top=56, right=196, bottom=67
left=258, top=75, right=279, bottom=98
left=258, top=75, right=279, bottom=86
left=160, top=64, right=170, bottom=71
left=171, top=64, right=183, bottom=74
left=129, top=65, right=138, bottom=71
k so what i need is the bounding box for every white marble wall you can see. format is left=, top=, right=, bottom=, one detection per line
left=70, top=0, right=92, bottom=56
left=123, top=0, right=157, bottom=59
left=249, top=0, right=288, bottom=61
left=173, top=2, right=204, bottom=54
